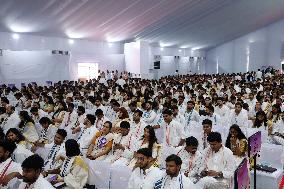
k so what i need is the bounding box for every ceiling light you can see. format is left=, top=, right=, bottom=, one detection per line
left=9, top=23, right=34, bottom=33
left=12, top=33, right=19, bottom=40
left=178, top=49, right=182, bottom=52
left=68, top=39, right=74, bottom=44
left=160, top=47, right=164, bottom=51
left=108, top=43, right=113, bottom=47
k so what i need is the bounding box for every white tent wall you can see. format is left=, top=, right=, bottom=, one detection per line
left=205, top=17, right=284, bottom=74
left=0, top=32, right=124, bottom=86
left=0, top=50, right=70, bottom=87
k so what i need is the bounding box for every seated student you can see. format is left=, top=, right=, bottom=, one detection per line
left=36, top=117, right=57, bottom=145
left=175, top=136, right=203, bottom=182
left=86, top=121, right=114, bottom=160
left=51, top=101, right=67, bottom=127
left=128, top=125, right=161, bottom=169
left=94, top=109, right=109, bottom=130
left=18, top=154, right=54, bottom=189
left=40, top=129, right=67, bottom=173
left=18, top=111, right=39, bottom=144
left=128, top=148, right=163, bottom=189
left=51, top=139, right=88, bottom=189
left=73, top=114, right=98, bottom=155
left=225, top=124, right=248, bottom=166
left=154, top=154, right=196, bottom=189
left=105, top=121, right=132, bottom=165
left=30, top=107, right=48, bottom=125
left=0, top=140, right=22, bottom=189
left=201, top=119, right=213, bottom=150
left=271, top=111, right=284, bottom=145
left=6, top=128, right=33, bottom=164
left=197, top=132, right=235, bottom=189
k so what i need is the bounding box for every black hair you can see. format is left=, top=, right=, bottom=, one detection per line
left=77, top=106, right=85, bottom=114
left=165, top=154, right=182, bottom=166
left=65, top=139, right=80, bottom=157
left=185, top=136, right=199, bottom=147
left=136, top=148, right=152, bottom=158
left=162, top=109, right=173, bottom=115
left=19, top=111, right=34, bottom=128
left=143, top=125, right=157, bottom=151
left=68, top=103, right=75, bottom=109
left=22, top=154, right=44, bottom=170
left=56, top=129, right=67, bottom=138
left=39, top=117, right=52, bottom=125
left=30, top=107, right=38, bottom=113
left=187, top=100, right=195, bottom=105
left=0, top=140, right=17, bottom=156
left=225, top=124, right=247, bottom=149
left=6, top=128, right=25, bottom=143
left=104, top=121, right=113, bottom=130
left=86, top=114, right=96, bottom=125
left=120, top=121, right=130, bottom=129
left=95, top=109, right=104, bottom=116
left=202, top=119, right=212, bottom=126
left=134, top=109, right=143, bottom=117
left=207, top=132, right=222, bottom=143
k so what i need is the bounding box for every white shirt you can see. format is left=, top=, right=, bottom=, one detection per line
left=13, top=144, right=33, bottom=164
left=1, top=112, right=21, bottom=134
left=228, top=109, right=248, bottom=127
left=184, top=109, right=200, bottom=125
left=142, top=110, right=157, bottom=125
left=18, top=174, right=54, bottom=189
left=272, top=119, right=284, bottom=135
left=128, top=166, right=163, bottom=189
left=201, top=146, right=235, bottom=179
left=129, top=120, right=147, bottom=148
left=173, top=113, right=186, bottom=129
left=155, top=172, right=196, bottom=189
left=77, top=124, right=98, bottom=150
left=60, top=110, right=78, bottom=129
left=162, top=120, right=185, bottom=147
left=0, top=158, right=22, bottom=188
left=214, top=105, right=230, bottom=118
left=175, top=147, right=203, bottom=177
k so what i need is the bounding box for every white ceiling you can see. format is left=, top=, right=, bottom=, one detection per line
left=1, top=0, right=284, bottom=50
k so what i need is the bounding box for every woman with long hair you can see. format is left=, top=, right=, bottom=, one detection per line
left=128, top=125, right=161, bottom=169
left=87, top=121, right=114, bottom=161
left=52, top=101, right=67, bottom=127
left=19, top=111, right=39, bottom=143
left=254, top=110, right=268, bottom=130
left=225, top=124, right=248, bottom=166
left=112, top=107, right=130, bottom=131
left=6, top=128, right=33, bottom=163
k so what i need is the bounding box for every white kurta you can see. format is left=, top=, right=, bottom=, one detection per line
left=0, top=158, right=22, bottom=189
left=228, top=109, right=248, bottom=128
left=128, top=166, right=163, bottom=189
left=77, top=124, right=98, bottom=154
left=175, top=147, right=203, bottom=177
left=198, top=146, right=235, bottom=189
left=272, top=119, right=284, bottom=145
left=154, top=172, right=197, bottom=189
left=142, top=110, right=157, bottom=125
left=1, top=112, right=21, bottom=134
left=18, top=174, right=54, bottom=189
left=162, top=120, right=186, bottom=147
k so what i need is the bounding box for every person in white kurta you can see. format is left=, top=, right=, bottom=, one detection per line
left=51, top=139, right=88, bottom=189
left=228, top=103, right=248, bottom=128
left=154, top=154, right=196, bottom=189
left=73, top=114, right=98, bottom=155
left=271, top=112, right=284, bottom=145
left=161, top=109, right=185, bottom=147
left=60, top=104, right=78, bottom=131
left=0, top=140, right=22, bottom=189
left=175, top=136, right=203, bottom=181
left=1, top=106, right=21, bottom=134
left=18, top=154, right=54, bottom=189
left=142, top=101, right=157, bottom=125
left=197, top=132, right=235, bottom=189
left=37, top=117, right=58, bottom=144
left=41, top=129, right=67, bottom=172
left=129, top=110, right=147, bottom=148
left=94, top=109, right=110, bottom=130
left=128, top=148, right=163, bottom=189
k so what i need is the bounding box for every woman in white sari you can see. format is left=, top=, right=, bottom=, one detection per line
left=86, top=121, right=114, bottom=161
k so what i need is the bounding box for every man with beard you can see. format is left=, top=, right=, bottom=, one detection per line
left=154, top=154, right=196, bottom=189
left=18, top=154, right=54, bottom=189
left=128, top=148, right=162, bottom=189
left=0, top=140, right=22, bottom=188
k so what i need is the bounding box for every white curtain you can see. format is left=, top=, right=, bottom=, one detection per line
left=0, top=50, right=70, bottom=87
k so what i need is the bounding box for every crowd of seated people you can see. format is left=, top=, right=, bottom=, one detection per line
left=0, top=68, right=283, bottom=189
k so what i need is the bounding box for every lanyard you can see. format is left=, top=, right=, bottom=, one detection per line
left=0, top=159, right=12, bottom=181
